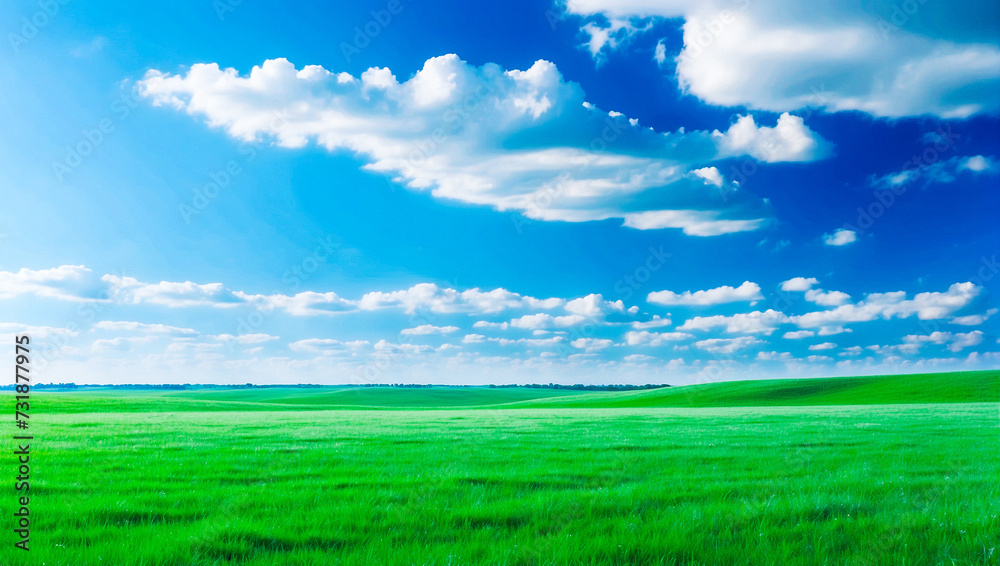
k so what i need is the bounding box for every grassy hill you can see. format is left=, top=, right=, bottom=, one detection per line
left=35, top=370, right=998, bottom=412
left=507, top=370, right=999, bottom=409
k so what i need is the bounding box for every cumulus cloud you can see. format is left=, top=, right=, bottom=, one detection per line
left=570, top=337, right=614, bottom=351
left=951, top=308, right=998, bottom=326
left=823, top=229, right=858, bottom=246
left=358, top=283, right=563, bottom=314
left=564, top=294, right=630, bottom=317
left=400, top=324, right=460, bottom=336
left=0, top=323, right=79, bottom=340
left=289, top=338, right=370, bottom=355
left=903, top=330, right=984, bottom=352
left=93, top=321, right=198, bottom=336
left=678, top=309, right=788, bottom=334
left=624, top=330, right=693, bottom=346
left=756, top=351, right=792, bottom=361
left=779, top=277, right=818, bottom=292
left=783, top=330, right=814, bottom=339
left=563, top=0, right=1000, bottom=118
left=871, top=154, right=998, bottom=190
left=804, top=289, right=851, bottom=307
left=509, top=313, right=587, bottom=329
left=808, top=342, right=837, bottom=351
left=631, top=314, right=671, bottom=329
left=694, top=336, right=762, bottom=354
left=647, top=281, right=763, bottom=306
left=791, top=282, right=981, bottom=327
left=138, top=56, right=831, bottom=236
left=215, top=333, right=280, bottom=344
left=0, top=265, right=112, bottom=302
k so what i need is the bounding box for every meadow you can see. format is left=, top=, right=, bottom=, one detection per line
left=3, top=370, right=998, bottom=566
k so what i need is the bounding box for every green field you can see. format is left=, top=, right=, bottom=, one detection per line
left=4, top=370, right=998, bottom=565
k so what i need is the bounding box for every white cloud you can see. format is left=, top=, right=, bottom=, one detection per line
left=960, top=155, right=995, bottom=172
left=808, top=342, right=836, bottom=351
left=694, top=336, right=761, bottom=354
left=714, top=113, right=831, bottom=162
left=817, top=326, right=853, bottom=336
left=400, top=324, right=460, bottom=336
left=0, top=265, right=111, bottom=302
left=624, top=330, right=693, bottom=346
left=691, top=166, right=723, bottom=188
left=493, top=336, right=566, bottom=347
left=105, top=275, right=253, bottom=308
left=779, top=277, right=818, bottom=292
left=564, top=293, right=628, bottom=317
left=509, top=313, right=586, bottom=329
left=287, top=339, right=369, bottom=355
left=653, top=39, right=667, bottom=65
left=92, top=336, right=158, bottom=352
left=373, top=340, right=436, bottom=355
left=756, top=351, right=792, bottom=361
left=358, top=283, right=562, bottom=314
left=823, top=229, right=858, bottom=246
left=648, top=281, right=763, bottom=306
left=903, top=330, right=984, bottom=352
left=139, top=56, right=831, bottom=236
left=570, top=337, right=614, bottom=351
left=792, top=282, right=981, bottom=327
left=215, top=333, right=280, bottom=344
left=0, top=323, right=79, bottom=340
left=951, top=308, right=998, bottom=326
left=805, top=289, right=851, bottom=307
left=631, top=314, right=671, bottom=329
left=563, top=0, right=1000, bottom=118
left=872, top=154, right=998, bottom=189
left=462, top=334, right=486, bottom=344
left=267, top=291, right=356, bottom=315
left=93, top=321, right=198, bottom=336
left=678, top=309, right=788, bottom=335
left=473, top=320, right=510, bottom=330
left=783, top=330, right=814, bottom=339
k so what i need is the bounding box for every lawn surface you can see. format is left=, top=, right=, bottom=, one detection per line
left=3, top=370, right=997, bottom=565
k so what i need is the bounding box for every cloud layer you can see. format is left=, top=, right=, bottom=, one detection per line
left=138, top=55, right=830, bottom=235
left=564, top=0, right=1000, bottom=118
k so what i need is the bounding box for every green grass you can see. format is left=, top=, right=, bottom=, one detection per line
left=509, top=370, right=1000, bottom=409
left=3, top=371, right=998, bottom=565
left=32, top=370, right=999, bottom=413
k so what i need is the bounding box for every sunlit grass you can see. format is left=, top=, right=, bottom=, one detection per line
left=4, top=371, right=997, bottom=565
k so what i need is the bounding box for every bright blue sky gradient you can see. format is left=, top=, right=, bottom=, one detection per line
left=1, top=0, right=998, bottom=384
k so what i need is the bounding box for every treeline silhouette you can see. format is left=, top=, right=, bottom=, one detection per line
left=4, top=382, right=670, bottom=391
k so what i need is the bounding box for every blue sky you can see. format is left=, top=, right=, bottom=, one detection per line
left=1, top=0, right=998, bottom=384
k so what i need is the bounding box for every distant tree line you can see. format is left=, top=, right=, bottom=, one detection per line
left=2, top=382, right=670, bottom=391
left=489, top=383, right=669, bottom=391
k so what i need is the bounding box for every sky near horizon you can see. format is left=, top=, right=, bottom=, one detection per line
left=1, top=0, right=998, bottom=385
